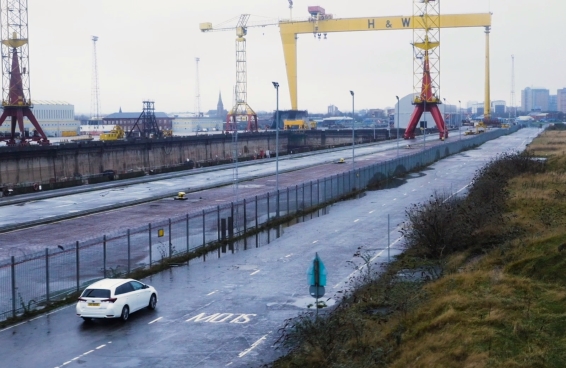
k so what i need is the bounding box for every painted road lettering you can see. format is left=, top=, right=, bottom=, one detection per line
left=186, top=312, right=256, bottom=324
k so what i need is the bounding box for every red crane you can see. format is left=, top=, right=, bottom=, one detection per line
left=0, top=0, right=49, bottom=146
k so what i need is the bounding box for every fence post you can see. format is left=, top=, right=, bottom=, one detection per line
left=231, top=202, right=234, bottom=233
left=11, top=256, right=15, bottom=318
left=310, top=181, right=313, bottom=208
left=75, top=241, right=80, bottom=294
left=187, top=213, right=191, bottom=258
left=202, top=209, right=206, bottom=262
left=388, top=214, right=391, bottom=262
left=255, top=195, right=258, bottom=230
left=217, top=205, right=221, bottom=242
left=45, top=248, right=50, bottom=305
left=167, top=218, right=172, bottom=258
left=295, top=185, right=299, bottom=213
left=243, top=199, right=247, bottom=235
left=267, top=192, right=270, bottom=221
left=149, top=223, right=152, bottom=268
left=103, top=235, right=107, bottom=278
left=287, top=187, right=290, bottom=215
left=127, top=229, right=131, bottom=275
left=317, top=179, right=320, bottom=206
left=302, top=183, right=305, bottom=213
left=255, top=196, right=258, bottom=248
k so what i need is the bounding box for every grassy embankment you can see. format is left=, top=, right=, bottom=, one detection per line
left=271, top=127, right=566, bottom=368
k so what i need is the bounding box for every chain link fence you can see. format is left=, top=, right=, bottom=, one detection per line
left=0, top=127, right=519, bottom=320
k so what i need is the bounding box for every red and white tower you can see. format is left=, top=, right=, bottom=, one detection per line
left=0, top=0, right=48, bottom=145
left=404, top=0, right=447, bottom=140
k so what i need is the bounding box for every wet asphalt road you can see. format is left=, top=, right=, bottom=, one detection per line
left=0, top=128, right=540, bottom=368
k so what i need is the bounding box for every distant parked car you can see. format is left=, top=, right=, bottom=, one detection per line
left=76, top=278, right=158, bottom=322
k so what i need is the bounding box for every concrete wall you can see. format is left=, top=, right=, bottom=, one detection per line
left=0, top=129, right=391, bottom=186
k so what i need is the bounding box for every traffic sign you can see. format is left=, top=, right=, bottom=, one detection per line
left=307, top=252, right=327, bottom=298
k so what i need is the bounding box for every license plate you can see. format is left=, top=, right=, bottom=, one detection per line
left=88, top=303, right=100, bottom=307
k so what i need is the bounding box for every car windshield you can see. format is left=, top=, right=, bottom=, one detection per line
left=82, top=288, right=111, bottom=298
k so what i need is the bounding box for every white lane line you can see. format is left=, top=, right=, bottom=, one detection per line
left=226, top=363, right=233, bottom=366
left=1, top=305, right=73, bottom=334
left=238, top=333, right=269, bottom=358
left=250, top=270, right=260, bottom=276
left=412, top=189, right=416, bottom=191
left=207, top=290, right=218, bottom=296
left=369, top=210, right=374, bottom=214
left=312, top=240, right=318, bottom=244
left=148, top=317, right=162, bottom=324
left=354, top=219, right=359, bottom=223
left=54, top=342, right=111, bottom=368
left=382, top=204, right=385, bottom=206
left=285, top=254, right=292, bottom=258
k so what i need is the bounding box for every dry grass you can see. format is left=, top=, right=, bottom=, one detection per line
left=271, top=129, right=566, bottom=368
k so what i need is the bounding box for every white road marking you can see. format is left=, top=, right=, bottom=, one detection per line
left=54, top=342, right=111, bottom=368
left=369, top=210, right=374, bottom=214
left=250, top=270, right=260, bottom=276
left=412, top=189, right=416, bottom=191
left=238, top=333, right=269, bottom=358
left=312, top=240, right=318, bottom=244
left=0, top=305, right=73, bottom=334
left=207, top=290, right=218, bottom=296
left=148, top=317, right=162, bottom=324
left=354, top=219, right=359, bottom=223
left=285, top=254, right=292, bottom=258
left=226, top=363, right=233, bottom=366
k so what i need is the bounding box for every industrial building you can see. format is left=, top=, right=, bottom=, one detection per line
left=102, top=110, right=173, bottom=132
left=0, top=100, right=77, bottom=137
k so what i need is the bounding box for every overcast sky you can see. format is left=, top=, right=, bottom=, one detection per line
left=25, top=0, right=565, bottom=115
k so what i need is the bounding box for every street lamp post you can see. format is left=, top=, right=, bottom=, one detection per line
left=395, top=95, right=400, bottom=157
left=423, top=99, right=426, bottom=148
left=443, top=97, right=448, bottom=141
left=458, top=100, right=462, bottom=140
left=350, top=91, right=355, bottom=168
left=350, top=90, right=355, bottom=189
left=272, top=81, right=280, bottom=217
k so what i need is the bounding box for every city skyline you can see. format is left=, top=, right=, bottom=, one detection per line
left=21, top=0, right=566, bottom=116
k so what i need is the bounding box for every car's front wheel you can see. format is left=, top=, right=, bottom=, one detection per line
left=148, top=294, right=157, bottom=310
left=120, top=306, right=129, bottom=321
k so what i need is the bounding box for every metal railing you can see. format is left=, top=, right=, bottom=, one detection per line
left=0, top=126, right=519, bottom=320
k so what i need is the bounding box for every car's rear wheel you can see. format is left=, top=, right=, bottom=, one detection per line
left=82, top=317, right=92, bottom=322
left=148, top=294, right=157, bottom=310
left=120, top=306, right=129, bottom=321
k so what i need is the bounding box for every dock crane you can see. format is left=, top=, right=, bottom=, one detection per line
left=200, top=15, right=279, bottom=132
left=404, top=0, right=446, bottom=140
left=278, top=8, right=492, bottom=113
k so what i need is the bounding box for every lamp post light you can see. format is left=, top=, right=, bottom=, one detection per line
left=395, top=95, right=400, bottom=157
left=272, top=81, right=280, bottom=218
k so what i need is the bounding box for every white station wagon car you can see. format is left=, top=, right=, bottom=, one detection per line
left=76, top=278, right=158, bottom=322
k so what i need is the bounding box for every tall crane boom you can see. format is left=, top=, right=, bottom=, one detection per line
left=200, top=15, right=279, bottom=132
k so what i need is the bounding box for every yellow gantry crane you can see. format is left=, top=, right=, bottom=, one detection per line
left=200, top=15, right=279, bottom=132
left=278, top=10, right=492, bottom=113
